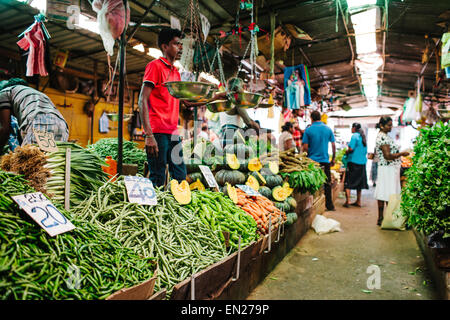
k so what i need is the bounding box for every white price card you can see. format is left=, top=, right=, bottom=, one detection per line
left=236, top=184, right=261, bottom=197
left=33, top=129, right=58, bottom=152
left=12, top=192, right=75, bottom=237
left=124, top=176, right=157, bottom=206
left=199, top=165, right=220, bottom=190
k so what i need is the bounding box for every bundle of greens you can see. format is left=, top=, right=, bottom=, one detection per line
left=0, top=170, right=156, bottom=300
left=87, top=138, right=147, bottom=174
left=74, top=177, right=228, bottom=297
left=401, top=122, right=450, bottom=237
left=44, top=142, right=109, bottom=207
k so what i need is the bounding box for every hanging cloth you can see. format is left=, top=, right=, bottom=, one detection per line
left=17, top=23, right=48, bottom=77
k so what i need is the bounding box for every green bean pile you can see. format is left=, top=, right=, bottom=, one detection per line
left=74, top=178, right=228, bottom=297
left=87, top=138, right=147, bottom=175
left=44, top=142, right=109, bottom=207
left=186, top=191, right=258, bottom=250
left=0, top=170, right=156, bottom=300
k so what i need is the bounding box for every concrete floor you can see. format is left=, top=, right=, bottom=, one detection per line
left=247, top=187, right=439, bottom=300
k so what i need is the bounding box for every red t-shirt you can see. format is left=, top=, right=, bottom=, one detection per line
left=143, top=57, right=181, bottom=135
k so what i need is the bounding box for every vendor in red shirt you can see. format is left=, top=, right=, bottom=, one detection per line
left=138, top=28, right=191, bottom=187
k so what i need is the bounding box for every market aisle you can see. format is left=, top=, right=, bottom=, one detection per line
left=247, top=187, right=438, bottom=300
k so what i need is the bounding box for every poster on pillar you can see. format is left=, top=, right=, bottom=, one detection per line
left=283, top=64, right=312, bottom=109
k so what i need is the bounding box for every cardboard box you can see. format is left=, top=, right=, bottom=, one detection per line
left=106, top=268, right=158, bottom=300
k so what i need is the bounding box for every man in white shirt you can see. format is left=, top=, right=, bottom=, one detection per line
left=198, top=123, right=209, bottom=141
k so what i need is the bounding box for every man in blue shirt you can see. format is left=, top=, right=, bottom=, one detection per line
left=302, top=111, right=336, bottom=211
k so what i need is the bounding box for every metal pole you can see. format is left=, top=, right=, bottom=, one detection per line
left=193, top=106, right=198, bottom=146
left=118, top=0, right=128, bottom=176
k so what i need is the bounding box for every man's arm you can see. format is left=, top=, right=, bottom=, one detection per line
left=302, top=143, right=309, bottom=153
left=236, top=107, right=259, bottom=132
left=0, top=108, right=11, bottom=152
left=138, top=83, right=158, bottom=157
left=331, top=142, right=336, bottom=166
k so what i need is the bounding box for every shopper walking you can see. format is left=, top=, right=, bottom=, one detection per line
left=343, top=123, right=369, bottom=208
left=302, top=110, right=336, bottom=211
left=278, top=122, right=296, bottom=151
left=374, top=116, right=409, bottom=225
left=0, top=78, right=69, bottom=152
left=292, top=119, right=303, bottom=153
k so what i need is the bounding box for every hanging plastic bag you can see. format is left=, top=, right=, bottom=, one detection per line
left=441, top=33, right=450, bottom=69
left=402, top=97, right=417, bottom=122
left=381, top=194, right=406, bottom=231
left=92, top=0, right=130, bottom=56
left=311, top=215, right=342, bottom=235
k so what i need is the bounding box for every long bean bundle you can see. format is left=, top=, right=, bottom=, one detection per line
left=74, top=178, right=228, bottom=297
left=186, top=191, right=258, bottom=250
left=87, top=138, right=147, bottom=174
left=44, top=142, right=109, bottom=207
left=0, top=170, right=155, bottom=300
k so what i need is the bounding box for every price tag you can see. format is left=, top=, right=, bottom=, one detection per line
left=12, top=192, right=75, bottom=237
left=124, top=176, right=157, bottom=206
left=236, top=184, right=262, bottom=197
left=199, top=165, right=220, bottom=190
left=33, top=129, right=58, bottom=152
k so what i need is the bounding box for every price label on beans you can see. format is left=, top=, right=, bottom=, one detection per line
left=199, top=165, right=220, bottom=190
left=236, top=184, right=261, bottom=197
left=33, top=129, right=58, bottom=152
left=12, top=192, right=75, bottom=237
left=124, top=176, right=157, bottom=206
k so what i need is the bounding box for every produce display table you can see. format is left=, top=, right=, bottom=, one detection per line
left=166, top=191, right=317, bottom=300
left=413, top=229, right=450, bottom=300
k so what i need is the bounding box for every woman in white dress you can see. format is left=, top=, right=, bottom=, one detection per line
left=374, top=116, right=410, bottom=226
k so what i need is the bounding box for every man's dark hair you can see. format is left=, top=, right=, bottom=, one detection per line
left=0, top=78, right=28, bottom=90
left=378, top=116, right=392, bottom=128
left=311, top=110, right=321, bottom=121
left=201, top=123, right=208, bottom=131
left=158, top=28, right=182, bottom=49
left=281, top=122, right=293, bottom=132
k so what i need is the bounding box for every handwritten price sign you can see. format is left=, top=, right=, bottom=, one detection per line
left=199, top=165, right=220, bottom=190
left=124, top=176, right=157, bottom=206
left=33, top=129, right=58, bottom=152
left=12, top=192, right=75, bottom=237
left=236, top=184, right=261, bottom=197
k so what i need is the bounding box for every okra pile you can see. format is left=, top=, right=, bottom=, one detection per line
left=186, top=191, right=258, bottom=250
left=74, top=177, right=228, bottom=298
left=0, top=170, right=155, bottom=300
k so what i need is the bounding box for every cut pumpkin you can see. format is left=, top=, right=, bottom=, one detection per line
left=250, top=171, right=266, bottom=186
left=248, top=158, right=263, bottom=172
left=224, top=183, right=238, bottom=204
left=282, top=182, right=294, bottom=196
left=268, top=161, right=279, bottom=174
left=272, top=185, right=289, bottom=202
left=170, top=180, right=192, bottom=205
left=226, top=153, right=240, bottom=170
left=246, top=175, right=260, bottom=191
left=190, top=179, right=206, bottom=191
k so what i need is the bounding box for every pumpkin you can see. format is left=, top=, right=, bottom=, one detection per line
left=246, top=175, right=260, bottom=191
left=250, top=171, right=266, bottom=186
left=272, top=186, right=289, bottom=202
left=263, top=174, right=283, bottom=188
left=223, top=183, right=238, bottom=204
left=204, top=155, right=225, bottom=171
left=274, top=201, right=290, bottom=212
left=170, top=180, right=191, bottom=205
left=185, top=158, right=202, bottom=173
left=258, top=186, right=272, bottom=199
left=248, top=158, right=263, bottom=172
left=239, top=159, right=249, bottom=172
left=282, top=182, right=294, bottom=196
left=285, top=212, right=298, bottom=226
left=261, top=161, right=279, bottom=175
left=215, top=169, right=246, bottom=186
left=190, top=179, right=205, bottom=191
left=226, top=153, right=240, bottom=170
left=224, top=143, right=254, bottom=159
left=186, top=172, right=205, bottom=184
left=286, top=196, right=297, bottom=210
